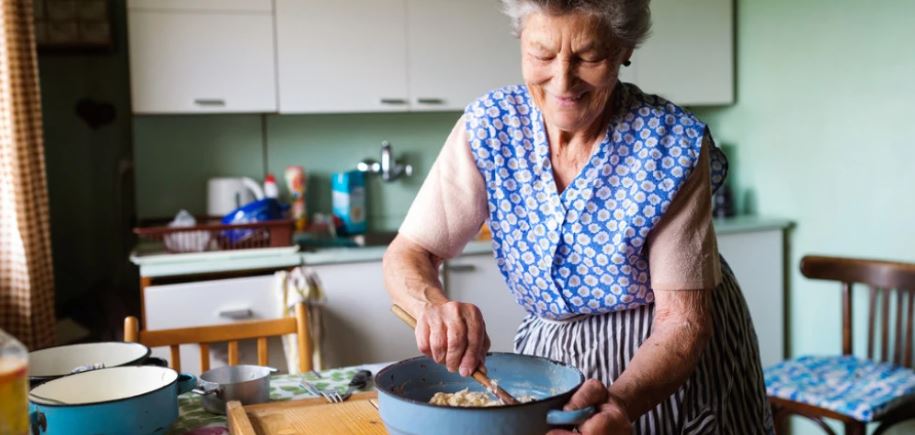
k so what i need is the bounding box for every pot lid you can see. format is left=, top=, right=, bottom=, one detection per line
left=29, top=366, right=178, bottom=406
left=28, top=342, right=150, bottom=378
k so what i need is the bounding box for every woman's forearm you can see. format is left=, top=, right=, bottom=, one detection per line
left=606, top=289, right=713, bottom=420
left=383, top=235, right=490, bottom=374
left=382, top=235, right=450, bottom=317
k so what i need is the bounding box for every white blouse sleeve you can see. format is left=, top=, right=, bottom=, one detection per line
left=646, top=132, right=722, bottom=291
left=398, top=115, right=489, bottom=259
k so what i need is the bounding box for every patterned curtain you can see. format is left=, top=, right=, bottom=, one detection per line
left=0, top=0, right=55, bottom=349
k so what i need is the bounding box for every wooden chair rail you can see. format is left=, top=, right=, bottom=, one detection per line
left=802, top=255, right=915, bottom=290
left=125, top=303, right=311, bottom=374
left=137, top=318, right=298, bottom=348
left=801, top=256, right=915, bottom=368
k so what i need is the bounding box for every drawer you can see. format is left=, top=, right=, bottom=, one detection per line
left=144, top=274, right=290, bottom=374
left=145, top=274, right=278, bottom=329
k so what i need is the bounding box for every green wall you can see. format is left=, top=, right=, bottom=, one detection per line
left=133, top=112, right=460, bottom=230
left=692, top=1, right=915, bottom=433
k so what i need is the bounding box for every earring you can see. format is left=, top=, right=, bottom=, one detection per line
left=623, top=60, right=632, bottom=67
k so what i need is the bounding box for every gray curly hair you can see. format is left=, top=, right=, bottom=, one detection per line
left=500, top=0, right=652, bottom=48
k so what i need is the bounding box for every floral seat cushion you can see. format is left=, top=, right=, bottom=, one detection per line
left=764, top=355, right=915, bottom=421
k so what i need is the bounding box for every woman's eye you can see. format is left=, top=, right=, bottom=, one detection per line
left=580, top=56, right=606, bottom=64
left=530, top=53, right=554, bottom=61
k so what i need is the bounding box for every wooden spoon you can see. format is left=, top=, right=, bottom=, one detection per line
left=390, top=304, right=519, bottom=405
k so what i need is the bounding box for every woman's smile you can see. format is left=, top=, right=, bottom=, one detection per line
left=520, top=11, right=629, bottom=134
left=551, top=91, right=587, bottom=107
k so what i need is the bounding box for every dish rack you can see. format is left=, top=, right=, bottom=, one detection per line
left=133, top=217, right=295, bottom=254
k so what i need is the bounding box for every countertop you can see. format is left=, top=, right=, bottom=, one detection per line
left=131, top=215, right=792, bottom=278
left=713, top=215, right=793, bottom=235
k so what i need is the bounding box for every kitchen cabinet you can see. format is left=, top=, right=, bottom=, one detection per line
left=312, top=260, right=418, bottom=368
left=443, top=254, right=527, bottom=353
left=143, top=274, right=288, bottom=375
left=404, top=0, right=521, bottom=112
left=620, top=0, right=734, bottom=105
left=128, top=0, right=731, bottom=115
left=715, top=219, right=791, bottom=368
left=128, top=0, right=277, bottom=114
left=275, top=0, right=520, bottom=113
left=274, top=0, right=409, bottom=113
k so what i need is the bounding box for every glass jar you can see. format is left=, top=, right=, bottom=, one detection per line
left=0, top=328, right=29, bottom=435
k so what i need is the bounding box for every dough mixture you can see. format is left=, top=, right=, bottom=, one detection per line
left=429, top=388, right=502, bottom=407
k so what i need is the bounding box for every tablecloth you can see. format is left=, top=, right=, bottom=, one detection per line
left=170, top=362, right=391, bottom=435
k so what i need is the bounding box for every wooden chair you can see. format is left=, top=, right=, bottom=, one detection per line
left=124, top=302, right=312, bottom=373
left=768, top=255, right=915, bottom=435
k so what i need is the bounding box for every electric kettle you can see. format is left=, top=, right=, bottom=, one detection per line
left=207, top=177, right=265, bottom=217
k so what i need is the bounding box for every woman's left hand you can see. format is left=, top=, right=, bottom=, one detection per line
left=546, top=379, right=632, bottom=435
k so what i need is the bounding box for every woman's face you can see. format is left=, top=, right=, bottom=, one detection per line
left=520, top=11, right=632, bottom=133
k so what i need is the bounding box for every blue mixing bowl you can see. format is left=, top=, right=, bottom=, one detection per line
left=376, top=352, right=594, bottom=435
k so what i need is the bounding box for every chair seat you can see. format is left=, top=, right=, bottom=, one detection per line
left=765, top=355, right=915, bottom=422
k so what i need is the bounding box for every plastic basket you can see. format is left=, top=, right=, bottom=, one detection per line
left=133, top=217, right=294, bottom=254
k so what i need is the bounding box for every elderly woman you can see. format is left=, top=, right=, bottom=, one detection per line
left=383, top=0, right=772, bottom=433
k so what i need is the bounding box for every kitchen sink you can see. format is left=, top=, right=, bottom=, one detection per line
left=350, top=231, right=398, bottom=247
left=295, top=230, right=399, bottom=249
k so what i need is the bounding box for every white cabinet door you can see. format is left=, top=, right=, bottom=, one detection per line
left=629, top=0, right=733, bottom=105
left=405, top=0, right=522, bottom=111
left=275, top=0, right=409, bottom=113
left=313, top=261, right=418, bottom=368
left=716, top=229, right=785, bottom=368
left=445, top=254, right=527, bottom=353
left=128, top=0, right=277, bottom=114
left=143, top=274, right=287, bottom=374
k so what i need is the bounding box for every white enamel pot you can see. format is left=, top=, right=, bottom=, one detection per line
left=28, top=342, right=156, bottom=385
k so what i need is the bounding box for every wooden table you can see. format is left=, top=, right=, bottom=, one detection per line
left=227, top=392, right=385, bottom=435
left=170, top=363, right=389, bottom=435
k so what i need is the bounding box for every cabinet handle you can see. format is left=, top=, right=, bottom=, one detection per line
left=379, top=98, right=407, bottom=105
left=193, top=98, right=226, bottom=107
left=218, top=308, right=253, bottom=320
left=446, top=264, right=476, bottom=273
left=416, top=98, right=445, bottom=105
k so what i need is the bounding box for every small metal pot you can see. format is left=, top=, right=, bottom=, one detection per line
left=193, top=365, right=276, bottom=414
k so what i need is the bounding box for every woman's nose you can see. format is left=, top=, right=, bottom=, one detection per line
left=552, top=58, right=576, bottom=92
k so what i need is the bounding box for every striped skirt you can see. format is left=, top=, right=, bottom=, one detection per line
left=514, top=258, right=774, bottom=434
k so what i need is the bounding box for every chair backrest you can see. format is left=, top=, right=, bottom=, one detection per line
left=801, top=255, right=915, bottom=367
left=124, top=302, right=312, bottom=373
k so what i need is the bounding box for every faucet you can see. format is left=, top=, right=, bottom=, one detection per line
left=357, top=140, right=413, bottom=182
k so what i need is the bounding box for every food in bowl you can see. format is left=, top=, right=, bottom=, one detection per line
left=429, top=388, right=501, bottom=407
left=428, top=385, right=536, bottom=407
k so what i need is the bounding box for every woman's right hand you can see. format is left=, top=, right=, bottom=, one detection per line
left=415, top=301, right=491, bottom=377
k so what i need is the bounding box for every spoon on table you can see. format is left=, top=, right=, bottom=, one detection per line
left=390, top=304, right=519, bottom=405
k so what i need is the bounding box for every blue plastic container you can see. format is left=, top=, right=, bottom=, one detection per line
left=376, top=352, right=594, bottom=435
left=331, top=171, right=367, bottom=235
left=28, top=366, right=196, bottom=435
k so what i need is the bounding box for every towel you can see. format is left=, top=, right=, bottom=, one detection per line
left=275, top=266, right=325, bottom=373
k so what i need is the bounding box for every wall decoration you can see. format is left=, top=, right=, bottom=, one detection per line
left=34, top=0, right=112, bottom=50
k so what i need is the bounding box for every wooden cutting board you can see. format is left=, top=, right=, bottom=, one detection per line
left=227, top=391, right=388, bottom=435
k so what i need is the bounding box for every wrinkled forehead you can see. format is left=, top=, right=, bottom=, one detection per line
left=520, top=10, right=616, bottom=51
